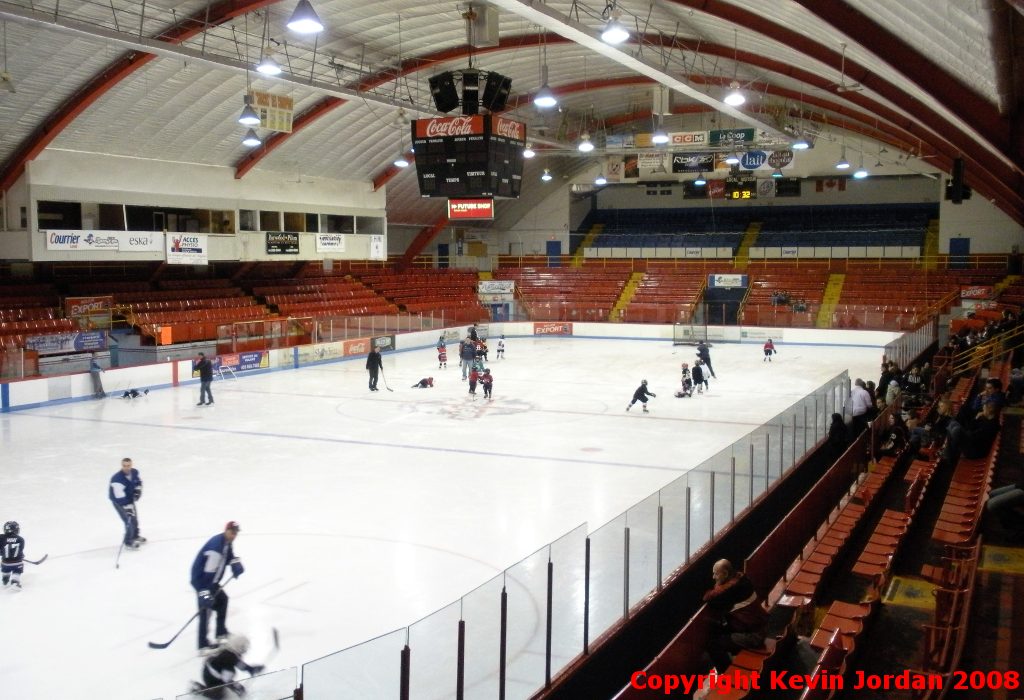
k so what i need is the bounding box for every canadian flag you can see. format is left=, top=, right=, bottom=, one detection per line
left=816, top=178, right=847, bottom=193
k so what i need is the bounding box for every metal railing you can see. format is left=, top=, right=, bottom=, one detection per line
left=951, top=323, right=1024, bottom=376
left=884, top=319, right=939, bottom=370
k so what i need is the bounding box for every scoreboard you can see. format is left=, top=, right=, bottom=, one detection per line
left=412, top=115, right=526, bottom=199
left=725, top=176, right=758, bottom=200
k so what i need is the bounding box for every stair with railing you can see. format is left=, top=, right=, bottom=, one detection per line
left=570, top=224, right=604, bottom=267
left=734, top=222, right=762, bottom=270
left=815, top=273, right=846, bottom=328
left=922, top=219, right=940, bottom=269
left=609, top=272, right=645, bottom=321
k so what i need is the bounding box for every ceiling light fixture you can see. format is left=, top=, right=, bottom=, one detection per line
left=601, top=9, right=629, bottom=44
left=541, top=168, right=553, bottom=181
left=853, top=166, right=868, bottom=179
left=242, top=129, right=262, bottom=147
left=256, top=52, right=282, bottom=76
left=836, top=146, right=850, bottom=170
left=534, top=40, right=557, bottom=108
left=694, top=173, right=707, bottom=186
left=577, top=133, right=595, bottom=152
left=287, top=0, right=324, bottom=33
left=791, top=134, right=810, bottom=150
left=651, top=129, right=669, bottom=145
left=724, top=152, right=740, bottom=165
left=238, top=94, right=261, bottom=126
left=595, top=176, right=608, bottom=185
left=394, top=152, right=410, bottom=168
left=723, top=80, right=745, bottom=106
left=523, top=144, right=536, bottom=158
left=772, top=168, right=784, bottom=178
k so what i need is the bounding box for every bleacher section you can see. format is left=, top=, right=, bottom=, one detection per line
left=0, top=283, right=68, bottom=348
left=493, top=266, right=630, bottom=321
left=354, top=269, right=481, bottom=317
left=251, top=277, right=395, bottom=317
left=619, top=268, right=708, bottom=323
left=756, top=203, right=936, bottom=248
left=580, top=207, right=750, bottom=253
left=740, top=269, right=830, bottom=328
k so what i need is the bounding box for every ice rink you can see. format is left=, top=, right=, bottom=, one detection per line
left=0, top=335, right=883, bottom=700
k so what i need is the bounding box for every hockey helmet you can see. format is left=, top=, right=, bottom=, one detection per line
left=221, top=634, right=250, bottom=656
left=4, top=521, right=19, bottom=536
left=681, top=362, right=689, bottom=369
left=641, top=379, right=648, bottom=385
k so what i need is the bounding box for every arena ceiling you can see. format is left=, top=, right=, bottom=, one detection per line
left=0, top=0, right=1021, bottom=243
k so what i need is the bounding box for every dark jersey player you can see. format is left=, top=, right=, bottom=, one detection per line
left=191, top=522, right=245, bottom=651
left=2, top=521, right=27, bottom=588
left=190, top=634, right=264, bottom=699
left=109, top=457, right=144, bottom=549
left=626, top=380, right=657, bottom=413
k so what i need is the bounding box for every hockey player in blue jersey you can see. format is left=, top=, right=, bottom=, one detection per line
left=2, top=521, right=27, bottom=588
left=191, top=521, right=245, bottom=652
left=109, top=457, right=144, bottom=549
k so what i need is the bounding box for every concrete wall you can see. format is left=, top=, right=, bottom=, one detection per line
left=938, top=174, right=1024, bottom=253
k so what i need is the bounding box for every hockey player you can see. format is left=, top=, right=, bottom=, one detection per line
left=763, top=339, right=777, bottom=362
left=497, top=335, right=505, bottom=359
left=109, top=457, right=144, bottom=549
left=626, top=380, right=657, bottom=413
left=436, top=336, right=447, bottom=369
left=675, top=363, right=694, bottom=398
left=692, top=360, right=708, bottom=394
left=412, top=377, right=434, bottom=388
left=191, top=522, right=245, bottom=652
left=190, top=634, right=264, bottom=699
left=696, top=342, right=716, bottom=379
left=468, top=368, right=479, bottom=396
left=2, top=521, right=26, bottom=588
left=481, top=369, right=494, bottom=400
left=481, top=340, right=489, bottom=362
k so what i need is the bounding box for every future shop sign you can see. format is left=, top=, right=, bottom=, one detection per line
left=448, top=199, right=494, bottom=219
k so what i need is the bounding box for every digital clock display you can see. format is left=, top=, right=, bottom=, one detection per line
left=724, top=177, right=758, bottom=200
left=728, top=189, right=755, bottom=199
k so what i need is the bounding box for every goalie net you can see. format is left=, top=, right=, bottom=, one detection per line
left=673, top=322, right=708, bottom=345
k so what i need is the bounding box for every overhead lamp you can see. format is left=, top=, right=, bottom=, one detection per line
left=791, top=134, right=810, bottom=150
left=723, top=81, right=745, bottom=106
left=853, top=167, right=868, bottom=179
left=394, top=152, right=410, bottom=168
left=256, top=53, right=282, bottom=76
left=836, top=146, right=850, bottom=170
left=0, top=71, right=13, bottom=94
left=534, top=65, right=557, bottom=108
left=724, top=152, right=740, bottom=165
left=694, top=173, right=707, bottom=186
left=772, top=168, right=784, bottom=178
left=238, top=95, right=261, bottom=126
left=523, top=144, right=536, bottom=158
left=595, top=176, right=608, bottom=185
left=286, top=0, right=324, bottom=33
left=578, top=133, right=595, bottom=152
left=241, top=129, right=262, bottom=147
left=601, top=10, right=629, bottom=44
left=541, top=168, right=553, bottom=181
left=651, top=129, right=669, bottom=145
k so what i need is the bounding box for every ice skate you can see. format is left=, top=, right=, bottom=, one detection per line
left=134, top=536, right=147, bottom=544
left=643, top=406, right=649, bottom=413
left=625, top=405, right=630, bottom=411
left=10, top=580, right=21, bottom=589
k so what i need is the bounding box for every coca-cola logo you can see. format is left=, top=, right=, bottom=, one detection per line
left=419, top=116, right=481, bottom=137
left=494, top=118, right=525, bottom=141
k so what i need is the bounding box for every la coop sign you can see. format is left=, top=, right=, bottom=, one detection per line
left=447, top=198, right=495, bottom=219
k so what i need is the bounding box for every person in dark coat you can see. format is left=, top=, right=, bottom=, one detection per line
left=468, top=324, right=479, bottom=342
left=696, top=342, right=716, bottom=378
left=826, top=413, right=849, bottom=460
left=626, top=380, right=656, bottom=413
left=961, top=401, right=1000, bottom=459
left=196, top=352, right=214, bottom=406
left=366, top=346, right=383, bottom=391
left=692, top=360, right=708, bottom=394
left=460, top=337, right=475, bottom=380
left=703, top=560, right=769, bottom=673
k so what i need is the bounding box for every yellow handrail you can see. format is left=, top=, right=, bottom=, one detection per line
left=951, top=323, right=1024, bottom=375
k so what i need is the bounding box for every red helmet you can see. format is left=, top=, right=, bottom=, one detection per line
left=681, top=362, right=689, bottom=369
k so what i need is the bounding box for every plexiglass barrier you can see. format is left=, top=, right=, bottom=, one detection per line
left=290, top=372, right=848, bottom=700
left=175, top=667, right=297, bottom=700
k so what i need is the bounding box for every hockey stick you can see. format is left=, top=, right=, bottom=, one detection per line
left=115, top=543, right=124, bottom=569
left=25, top=554, right=48, bottom=565
left=148, top=577, right=235, bottom=649
left=379, top=368, right=393, bottom=392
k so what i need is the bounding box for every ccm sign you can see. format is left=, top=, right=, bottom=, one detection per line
left=448, top=199, right=494, bottom=219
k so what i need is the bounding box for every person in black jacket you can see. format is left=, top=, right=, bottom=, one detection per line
left=692, top=360, right=708, bottom=394
left=961, top=401, right=1000, bottom=459
left=696, top=342, right=716, bottom=378
left=366, top=346, right=383, bottom=391
left=703, top=560, right=769, bottom=673
left=826, top=413, right=849, bottom=460
left=626, top=380, right=656, bottom=413
left=196, top=352, right=214, bottom=406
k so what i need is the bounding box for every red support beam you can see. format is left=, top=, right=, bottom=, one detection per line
left=788, top=0, right=1013, bottom=161
left=235, top=96, right=345, bottom=179
left=0, top=0, right=283, bottom=195
left=397, top=217, right=449, bottom=272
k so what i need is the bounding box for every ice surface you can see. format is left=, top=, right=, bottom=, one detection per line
left=0, top=337, right=882, bottom=700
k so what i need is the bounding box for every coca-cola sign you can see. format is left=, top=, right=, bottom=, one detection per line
left=415, top=115, right=484, bottom=138
left=493, top=117, right=525, bottom=142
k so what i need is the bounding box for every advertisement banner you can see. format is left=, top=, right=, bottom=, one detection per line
left=960, top=285, right=994, bottom=299
left=637, top=153, right=664, bottom=170
left=343, top=337, right=370, bottom=357
left=623, top=154, right=640, bottom=179
left=315, top=233, right=347, bottom=253
left=671, top=152, right=715, bottom=173
left=604, top=157, right=623, bottom=183
left=266, top=232, right=300, bottom=255
left=741, top=328, right=784, bottom=342
left=739, top=151, right=768, bottom=170
left=708, top=274, right=748, bottom=288
left=767, top=149, right=794, bottom=168
left=65, top=296, right=112, bottom=317
left=25, top=331, right=107, bottom=355
left=781, top=247, right=799, bottom=258
left=491, top=117, right=526, bottom=142
left=605, top=134, right=635, bottom=149
left=707, top=180, right=726, bottom=199
left=448, top=199, right=495, bottom=219
left=710, top=128, right=755, bottom=145
left=369, top=235, right=386, bottom=261
left=440, top=328, right=463, bottom=343
left=297, top=342, right=345, bottom=365
left=166, top=234, right=208, bottom=265
left=669, top=130, right=709, bottom=146
left=371, top=334, right=396, bottom=352
left=757, top=179, right=776, bottom=199
left=191, top=351, right=269, bottom=377
left=45, top=230, right=119, bottom=250
left=414, top=115, right=485, bottom=138
left=533, top=322, right=572, bottom=336
left=478, top=280, right=515, bottom=294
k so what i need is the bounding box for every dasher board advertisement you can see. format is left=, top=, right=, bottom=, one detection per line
left=166, top=234, right=208, bottom=265
left=448, top=199, right=494, bottom=219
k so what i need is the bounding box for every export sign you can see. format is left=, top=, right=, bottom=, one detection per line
left=534, top=322, right=573, bottom=336
left=448, top=198, right=495, bottom=219
left=371, top=334, right=396, bottom=352
left=960, top=285, right=994, bottom=299
left=65, top=296, right=112, bottom=317
left=266, top=231, right=300, bottom=255
left=166, top=234, right=208, bottom=265
left=25, top=330, right=107, bottom=355
left=315, top=233, right=346, bottom=253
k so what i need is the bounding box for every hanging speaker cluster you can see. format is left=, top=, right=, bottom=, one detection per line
left=428, top=69, right=512, bottom=115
